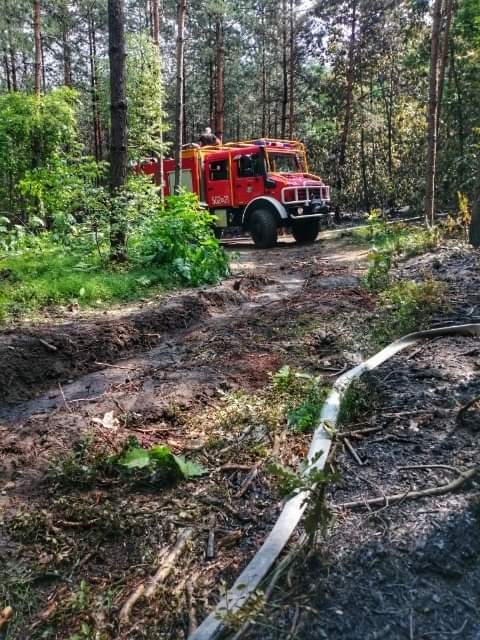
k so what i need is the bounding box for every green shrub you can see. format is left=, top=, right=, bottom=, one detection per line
left=134, top=192, right=229, bottom=286
left=372, top=279, right=444, bottom=346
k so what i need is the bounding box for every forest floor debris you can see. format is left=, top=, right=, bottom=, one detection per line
left=1, top=232, right=480, bottom=639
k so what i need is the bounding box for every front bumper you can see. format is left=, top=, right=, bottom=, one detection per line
left=286, top=200, right=333, bottom=222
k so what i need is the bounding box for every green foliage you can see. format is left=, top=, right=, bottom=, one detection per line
left=271, top=366, right=328, bottom=433
left=362, top=211, right=440, bottom=292
left=134, top=192, right=230, bottom=286
left=372, top=279, right=445, bottom=346
left=0, top=88, right=97, bottom=228
left=338, top=379, right=378, bottom=427
left=49, top=435, right=206, bottom=489
left=99, top=33, right=168, bottom=162
left=115, top=441, right=206, bottom=480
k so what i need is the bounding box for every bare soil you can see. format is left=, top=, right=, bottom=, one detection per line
left=1, top=234, right=479, bottom=640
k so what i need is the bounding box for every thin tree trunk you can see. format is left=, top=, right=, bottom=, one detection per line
left=88, top=13, right=101, bottom=162
left=62, top=19, right=72, bottom=86
left=33, top=0, right=42, bottom=96
left=3, top=50, right=11, bottom=91
left=337, top=0, right=357, bottom=197
left=450, top=41, right=464, bottom=160
left=108, top=0, right=128, bottom=261
left=41, top=33, right=46, bottom=91
left=214, top=3, right=225, bottom=142
left=280, top=0, right=288, bottom=138
left=470, top=168, right=480, bottom=247
left=288, top=0, right=294, bottom=138
left=261, top=8, right=267, bottom=136
left=424, top=0, right=444, bottom=225
left=173, top=0, right=187, bottom=192
left=151, top=0, right=165, bottom=205
left=8, top=22, right=17, bottom=91
left=436, top=0, right=454, bottom=132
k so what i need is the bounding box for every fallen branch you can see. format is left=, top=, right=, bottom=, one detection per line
left=144, top=528, right=194, bottom=598
left=335, top=466, right=479, bottom=510
left=235, top=462, right=261, bottom=498
left=58, top=383, right=72, bottom=414
left=119, top=528, right=194, bottom=624
left=39, top=338, right=58, bottom=352
left=343, top=437, right=364, bottom=466
left=456, top=394, right=480, bottom=428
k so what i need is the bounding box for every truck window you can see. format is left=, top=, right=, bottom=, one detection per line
left=209, top=160, right=229, bottom=181
left=268, top=153, right=302, bottom=173
left=238, top=154, right=262, bottom=178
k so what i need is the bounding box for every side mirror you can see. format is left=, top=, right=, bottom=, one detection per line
left=264, top=177, right=276, bottom=189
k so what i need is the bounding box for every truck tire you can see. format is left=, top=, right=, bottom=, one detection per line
left=291, top=219, right=320, bottom=244
left=250, top=209, right=278, bottom=249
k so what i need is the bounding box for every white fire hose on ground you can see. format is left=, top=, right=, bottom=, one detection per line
left=189, top=323, right=480, bottom=640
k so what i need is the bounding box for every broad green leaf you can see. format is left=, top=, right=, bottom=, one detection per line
left=117, top=447, right=151, bottom=469
left=172, top=455, right=207, bottom=479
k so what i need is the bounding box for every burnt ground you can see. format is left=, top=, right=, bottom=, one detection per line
left=1, top=233, right=480, bottom=640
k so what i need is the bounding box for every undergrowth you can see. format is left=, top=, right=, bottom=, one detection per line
left=0, top=192, right=229, bottom=323
left=48, top=434, right=206, bottom=489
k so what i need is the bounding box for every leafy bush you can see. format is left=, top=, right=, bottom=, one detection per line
left=372, top=279, right=445, bottom=346
left=134, top=192, right=229, bottom=286
left=362, top=210, right=440, bottom=292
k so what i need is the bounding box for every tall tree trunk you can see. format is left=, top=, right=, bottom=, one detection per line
left=41, top=33, right=46, bottom=91
left=62, top=18, right=72, bottom=86
left=424, top=0, right=444, bottom=225
left=3, top=50, right=11, bottom=91
left=88, top=13, right=102, bottom=162
left=288, top=0, right=295, bottom=138
left=337, top=0, right=357, bottom=194
left=33, top=0, right=42, bottom=96
left=214, top=4, right=225, bottom=142
left=8, top=22, right=17, bottom=91
left=174, top=0, right=187, bottom=192
left=151, top=0, right=165, bottom=205
left=436, top=0, right=454, bottom=132
left=280, top=0, right=288, bottom=138
left=108, top=0, right=128, bottom=261
left=470, top=168, right=480, bottom=247
left=261, top=8, right=267, bottom=136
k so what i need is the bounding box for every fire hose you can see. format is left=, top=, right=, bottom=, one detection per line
left=189, top=323, right=480, bottom=640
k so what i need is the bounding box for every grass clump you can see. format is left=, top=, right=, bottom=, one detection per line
left=360, top=210, right=440, bottom=293
left=372, top=278, right=445, bottom=347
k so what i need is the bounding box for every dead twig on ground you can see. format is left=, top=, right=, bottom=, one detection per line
left=39, top=338, right=58, bottom=352
left=119, top=528, right=194, bottom=624
left=343, top=437, right=365, bottom=466
left=338, top=425, right=383, bottom=439
left=95, top=361, right=137, bottom=371
left=58, top=383, right=72, bottom=414
left=456, top=394, right=480, bottom=428
left=206, top=513, right=216, bottom=560
left=335, top=466, right=479, bottom=510
left=235, top=462, right=262, bottom=498
left=186, top=581, right=198, bottom=636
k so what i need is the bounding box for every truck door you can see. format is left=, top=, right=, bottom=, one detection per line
left=233, top=153, right=265, bottom=207
left=205, top=152, right=233, bottom=208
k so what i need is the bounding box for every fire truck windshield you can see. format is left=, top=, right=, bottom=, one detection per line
left=267, top=152, right=304, bottom=174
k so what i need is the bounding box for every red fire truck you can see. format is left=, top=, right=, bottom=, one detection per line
left=138, top=138, right=332, bottom=249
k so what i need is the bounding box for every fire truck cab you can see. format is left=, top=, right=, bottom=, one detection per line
left=138, top=139, right=332, bottom=249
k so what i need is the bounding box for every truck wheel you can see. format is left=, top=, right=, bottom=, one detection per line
left=291, top=219, right=320, bottom=244
left=250, top=209, right=278, bottom=249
